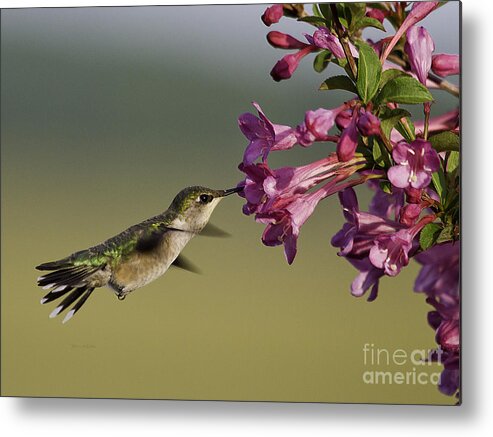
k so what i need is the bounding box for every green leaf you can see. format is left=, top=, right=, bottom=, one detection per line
left=356, top=41, right=382, bottom=103
left=333, top=56, right=348, bottom=69
left=429, top=131, right=460, bottom=152
left=298, top=16, right=328, bottom=25
left=380, top=108, right=411, bottom=139
left=431, top=167, right=447, bottom=201
left=379, top=69, right=409, bottom=90
left=319, top=75, right=357, bottom=93
left=419, top=223, right=442, bottom=251
left=348, top=2, right=366, bottom=29
left=447, top=151, right=460, bottom=173
left=319, top=3, right=331, bottom=20
left=436, top=225, right=456, bottom=245
left=338, top=16, right=349, bottom=28
left=354, top=16, right=386, bottom=31
left=380, top=180, right=392, bottom=194
left=376, top=76, right=434, bottom=104
left=313, top=50, right=332, bottom=73
left=312, top=3, right=323, bottom=18
left=372, top=138, right=392, bottom=168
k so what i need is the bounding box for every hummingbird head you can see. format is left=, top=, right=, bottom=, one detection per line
left=170, top=185, right=242, bottom=231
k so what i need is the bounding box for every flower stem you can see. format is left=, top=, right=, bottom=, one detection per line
left=378, top=128, right=394, bottom=153
left=330, top=4, right=358, bottom=81
left=428, top=71, right=460, bottom=97
left=423, top=102, right=431, bottom=140
left=401, top=117, right=416, bottom=141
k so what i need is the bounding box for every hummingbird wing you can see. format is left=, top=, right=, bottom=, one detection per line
left=133, top=223, right=202, bottom=273
left=171, top=254, right=201, bottom=274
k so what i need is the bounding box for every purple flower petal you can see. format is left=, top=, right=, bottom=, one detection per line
left=349, top=258, right=384, bottom=300
left=405, top=25, right=435, bottom=85
left=312, top=27, right=345, bottom=58
left=388, top=165, right=412, bottom=189
left=388, top=139, right=440, bottom=190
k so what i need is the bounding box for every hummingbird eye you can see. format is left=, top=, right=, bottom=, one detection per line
left=198, top=194, right=213, bottom=204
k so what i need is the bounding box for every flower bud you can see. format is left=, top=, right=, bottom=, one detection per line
left=436, top=319, right=459, bottom=352
left=261, top=4, right=283, bottom=27
left=335, top=109, right=352, bottom=130
left=357, top=110, right=380, bottom=136
left=366, top=8, right=386, bottom=24
left=431, top=54, right=459, bottom=77
left=270, top=46, right=313, bottom=82
left=405, top=25, right=435, bottom=85
left=337, top=112, right=359, bottom=161
left=267, top=31, right=308, bottom=50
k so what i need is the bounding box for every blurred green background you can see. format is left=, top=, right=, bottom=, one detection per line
left=1, top=3, right=459, bottom=404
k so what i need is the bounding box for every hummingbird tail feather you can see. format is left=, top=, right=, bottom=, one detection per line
left=37, top=262, right=101, bottom=322
left=36, top=257, right=73, bottom=271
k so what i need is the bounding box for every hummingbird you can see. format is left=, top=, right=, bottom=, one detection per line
left=36, top=185, right=241, bottom=323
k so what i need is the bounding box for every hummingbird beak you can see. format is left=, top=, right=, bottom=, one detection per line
left=220, top=186, right=243, bottom=197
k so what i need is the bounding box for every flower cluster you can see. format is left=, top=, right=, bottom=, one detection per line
left=415, top=243, right=460, bottom=398
left=237, top=2, right=460, bottom=400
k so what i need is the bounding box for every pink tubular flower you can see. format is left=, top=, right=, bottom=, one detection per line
left=257, top=190, right=326, bottom=264
left=237, top=162, right=275, bottom=215
left=331, top=187, right=404, bottom=300
left=331, top=187, right=403, bottom=260
left=414, top=242, right=460, bottom=300
left=388, top=139, right=440, bottom=189
left=432, top=54, right=460, bottom=77
left=270, top=46, right=315, bottom=81
left=239, top=154, right=368, bottom=264
left=381, top=1, right=440, bottom=63
left=348, top=258, right=384, bottom=301
left=368, top=215, right=435, bottom=276
left=305, top=107, right=340, bottom=138
left=311, top=27, right=345, bottom=58
left=257, top=168, right=368, bottom=264
left=267, top=31, right=309, bottom=50
left=238, top=155, right=340, bottom=215
left=296, top=105, right=345, bottom=146
left=337, top=110, right=359, bottom=161
left=261, top=4, right=283, bottom=26
left=405, top=25, right=435, bottom=85
left=238, top=102, right=297, bottom=165
left=369, top=229, right=414, bottom=276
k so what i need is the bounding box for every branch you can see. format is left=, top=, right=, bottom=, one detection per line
left=330, top=4, right=358, bottom=81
